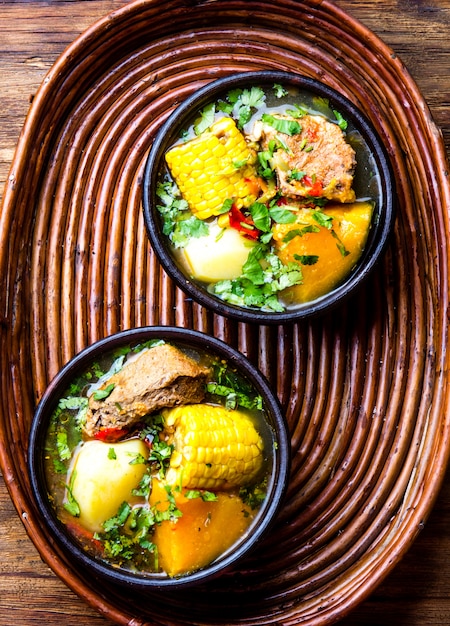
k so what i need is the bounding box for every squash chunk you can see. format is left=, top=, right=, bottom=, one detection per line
left=68, top=439, right=148, bottom=533
left=150, top=479, right=255, bottom=576
left=273, top=201, right=373, bottom=304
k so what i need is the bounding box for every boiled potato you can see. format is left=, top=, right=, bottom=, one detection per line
left=180, top=224, right=255, bottom=282
left=273, top=201, right=373, bottom=304
left=68, top=439, right=148, bottom=533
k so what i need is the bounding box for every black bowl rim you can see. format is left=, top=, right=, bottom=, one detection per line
left=142, top=69, right=396, bottom=324
left=28, top=325, right=291, bottom=589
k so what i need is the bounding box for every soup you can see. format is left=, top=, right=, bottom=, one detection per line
left=155, top=81, right=381, bottom=312
left=43, top=339, right=273, bottom=578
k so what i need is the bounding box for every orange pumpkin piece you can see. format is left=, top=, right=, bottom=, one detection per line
left=272, top=201, right=373, bottom=304
left=150, top=479, right=256, bottom=577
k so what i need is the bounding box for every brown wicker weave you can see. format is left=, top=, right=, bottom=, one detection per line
left=1, top=0, right=449, bottom=624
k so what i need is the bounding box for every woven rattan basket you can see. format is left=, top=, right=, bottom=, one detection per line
left=1, top=0, right=450, bottom=624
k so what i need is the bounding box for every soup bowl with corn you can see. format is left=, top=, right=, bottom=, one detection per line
left=28, top=326, right=290, bottom=589
left=143, top=71, right=395, bottom=324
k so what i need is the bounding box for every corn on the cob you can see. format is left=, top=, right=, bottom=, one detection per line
left=165, top=117, right=258, bottom=220
left=162, top=404, right=264, bottom=490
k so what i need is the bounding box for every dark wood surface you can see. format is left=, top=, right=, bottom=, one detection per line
left=1, top=1, right=450, bottom=624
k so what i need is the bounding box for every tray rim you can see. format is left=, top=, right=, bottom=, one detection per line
left=1, top=0, right=450, bottom=624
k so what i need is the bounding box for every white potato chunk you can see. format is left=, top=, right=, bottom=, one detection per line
left=181, top=224, right=255, bottom=282
left=67, top=439, right=148, bottom=533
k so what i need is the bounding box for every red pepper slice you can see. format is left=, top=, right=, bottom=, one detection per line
left=303, top=176, right=324, bottom=197
left=94, top=426, right=129, bottom=442
left=64, top=518, right=104, bottom=552
left=228, top=204, right=260, bottom=240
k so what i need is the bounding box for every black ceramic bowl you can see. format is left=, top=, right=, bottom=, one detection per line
left=142, top=70, right=395, bottom=324
left=28, top=326, right=290, bottom=590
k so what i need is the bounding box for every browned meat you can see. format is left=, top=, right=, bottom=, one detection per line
left=83, top=344, right=210, bottom=437
left=257, top=114, right=356, bottom=203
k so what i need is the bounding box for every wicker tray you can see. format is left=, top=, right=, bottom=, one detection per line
left=1, top=0, right=450, bottom=624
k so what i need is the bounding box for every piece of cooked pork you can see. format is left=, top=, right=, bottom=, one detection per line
left=83, top=343, right=210, bottom=438
left=255, top=113, right=356, bottom=203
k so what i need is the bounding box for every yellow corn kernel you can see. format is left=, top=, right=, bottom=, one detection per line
left=165, top=117, right=258, bottom=220
left=217, top=213, right=230, bottom=228
left=163, top=404, right=264, bottom=490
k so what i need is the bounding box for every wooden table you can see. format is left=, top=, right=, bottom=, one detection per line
left=1, top=1, right=449, bottom=624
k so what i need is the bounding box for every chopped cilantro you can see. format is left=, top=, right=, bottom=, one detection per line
left=268, top=205, right=297, bottom=224
left=56, top=431, right=71, bottom=462
left=56, top=396, right=89, bottom=429
left=132, top=339, right=165, bottom=353
left=233, top=157, right=250, bottom=169
left=331, top=229, right=350, bottom=256
left=282, top=225, right=320, bottom=243
left=52, top=458, right=66, bottom=474
left=286, top=103, right=308, bottom=118
left=333, top=109, right=348, bottom=130
left=108, top=447, right=117, bottom=460
left=240, top=478, right=267, bottom=510
left=95, top=501, right=158, bottom=567
left=184, top=490, right=201, bottom=500
left=128, top=452, right=148, bottom=466
left=194, top=102, right=215, bottom=135
left=207, top=360, right=263, bottom=410
left=293, top=253, right=319, bottom=265
left=58, top=396, right=88, bottom=411
left=312, top=209, right=334, bottom=229
left=257, top=150, right=275, bottom=179
left=273, top=83, right=288, bottom=98
left=184, top=490, right=218, bottom=502
left=132, top=471, right=152, bottom=498
left=200, top=491, right=218, bottom=502
left=227, top=86, right=266, bottom=128
left=249, top=202, right=271, bottom=233
left=156, top=181, right=208, bottom=248
left=103, top=501, right=132, bottom=532
left=207, top=381, right=263, bottom=410
left=261, top=113, right=302, bottom=136
left=312, top=96, right=331, bottom=115
left=93, top=383, right=115, bottom=401
left=63, top=470, right=80, bottom=517
left=219, top=198, right=234, bottom=214
left=213, top=244, right=303, bottom=312
left=140, top=416, right=173, bottom=478
left=288, top=169, right=307, bottom=182
left=172, top=215, right=209, bottom=247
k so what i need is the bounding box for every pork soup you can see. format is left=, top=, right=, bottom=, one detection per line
left=43, top=339, right=273, bottom=578
left=156, top=82, right=381, bottom=312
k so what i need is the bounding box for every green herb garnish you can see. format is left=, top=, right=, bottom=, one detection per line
left=93, top=383, right=115, bottom=401
left=194, top=102, right=215, bottom=135
left=282, top=225, right=320, bottom=244
left=213, top=244, right=303, bottom=312
left=333, top=109, right=348, bottom=130
left=261, top=113, right=302, bottom=136
left=268, top=205, right=297, bottom=224
left=273, top=83, right=288, bottom=98
left=226, top=86, right=266, bottom=128
left=312, top=209, right=334, bottom=229
left=293, top=254, right=319, bottom=265
left=156, top=181, right=208, bottom=248
left=63, top=470, right=80, bottom=517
